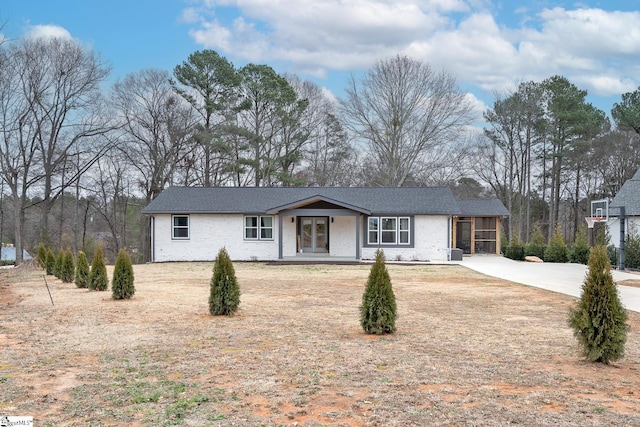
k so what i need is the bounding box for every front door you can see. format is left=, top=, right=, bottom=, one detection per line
left=301, top=217, right=328, bottom=253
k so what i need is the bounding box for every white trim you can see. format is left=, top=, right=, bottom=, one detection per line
left=172, top=215, right=190, bottom=240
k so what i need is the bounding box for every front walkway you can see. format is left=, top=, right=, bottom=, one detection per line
left=461, top=255, right=640, bottom=313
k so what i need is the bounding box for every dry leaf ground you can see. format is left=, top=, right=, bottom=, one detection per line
left=1, top=261, right=640, bottom=426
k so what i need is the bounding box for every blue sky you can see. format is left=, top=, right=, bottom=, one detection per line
left=2, top=1, right=639, bottom=121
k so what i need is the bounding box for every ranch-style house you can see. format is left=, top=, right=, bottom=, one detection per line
left=142, top=186, right=509, bottom=262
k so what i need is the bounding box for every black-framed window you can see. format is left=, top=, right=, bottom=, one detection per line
left=245, top=216, right=274, bottom=240
left=367, top=216, right=411, bottom=245
left=172, top=215, right=189, bottom=239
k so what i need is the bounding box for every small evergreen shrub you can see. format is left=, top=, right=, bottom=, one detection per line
left=54, top=250, right=64, bottom=279
left=504, top=236, right=525, bottom=261
left=75, top=251, right=90, bottom=289
left=525, top=225, right=546, bottom=259
left=544, top=224, right=568, bottom=263
left=112, top=249, right=135, bottom=300
left=568, top=245, right=628, bottom=364
left=209, top=247, right=240, bottom=315
left=60, top=249, right=75, bottom=283
left=89, top=245, right=109, bottom=291
left=624, top=230, right=640, bottom=270
left=46, top=249, right=56, bottom=275
left=568, top=225, right=590, bottom=265
left=360, top=249, right=397, bottom=334
left=37, top=243, right=47, bottom=269
left=607, top=244, right=619, bottom=268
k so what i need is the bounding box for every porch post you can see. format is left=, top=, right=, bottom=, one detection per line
left=278, top=214, right=283, bottom=260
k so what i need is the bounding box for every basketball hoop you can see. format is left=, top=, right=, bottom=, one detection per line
left=585, top=216, right=602, bottom=229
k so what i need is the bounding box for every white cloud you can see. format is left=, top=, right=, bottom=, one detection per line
left=26, top=24, right=72, bottom=40
left=184, top=1, right=640, bottom=102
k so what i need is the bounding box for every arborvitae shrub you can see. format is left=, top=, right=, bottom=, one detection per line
left=360, top=249, right=397, bottom=334
left=37, top=243, right=47, bottom=269
left=60, top=249, right=75, bottom=283
left=112, top=249, right=135, bottom=300
left=209, top=248, right=240, bottom=315
left=624, top=230, right=640, bottom=270
left=89, top=245, right=108, bottom=291
left=544, top=224, right=568, bottom=263
left=525, top=225, right=546, bottom=259
left=54, top=250, right=64, bottom=278
left=46, top=249, right=56, bottom=275
left=75, top=251, right=90, bottom=289
left=569, top=225, right=590, bottom=265
left=505, top=236, right=525, bottom=261
left=568, top=245, right=628, bottom=364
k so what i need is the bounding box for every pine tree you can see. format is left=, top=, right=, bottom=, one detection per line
left=75, top=251, right=90, bottom=289
left=45, top=249, right=56, bottom=275
left=209, top=247, right=240, bottom=316
left=37, top=243, right=47, bottom=269
left=112, top=249, right=135, bottom=300
left=568, top=245, right=628, bottom=364
left=89, top=245, right=109, bottom=291
left=360, top=249, right=397, bottom=334
left=60, top=249, right=75, bottom=283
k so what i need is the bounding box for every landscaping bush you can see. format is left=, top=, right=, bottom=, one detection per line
left=46, top=249, right=56, bottom=275
left=37, top=243, right=47, bottom=269
left=624, top=230, right=640, bottom=270
left=360, top=248, right=397, bottom=334
left=568, top=225, right=590, bottom=265
left=504, top=236, right=525, bottom=261
left=54, top=250, right=64, bottom=278
left=525, top=225, right=547, bottom=259
left=112, top=249, right=135, bottom=300
left=60, top=249, right=75, bottom=283
left=75, top=251, right=90, bottom=289
left=544, top=224, right=568, bottom=263
left=568, top=245, right=628, bottom=364
left=209, top=247, right=240, bottom=315
left=89, top=245, right=109, bottom=291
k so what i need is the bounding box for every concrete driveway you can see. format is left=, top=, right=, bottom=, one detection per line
left=461, top=256, right=640, bottom=313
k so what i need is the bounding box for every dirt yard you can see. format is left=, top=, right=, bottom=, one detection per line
left=1, top=261, right=640, bottom=426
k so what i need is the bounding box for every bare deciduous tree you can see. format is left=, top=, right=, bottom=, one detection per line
left=340, top=55, right=474, bottom=187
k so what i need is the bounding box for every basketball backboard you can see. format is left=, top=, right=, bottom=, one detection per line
left=590, top=199, right=609, bottom=221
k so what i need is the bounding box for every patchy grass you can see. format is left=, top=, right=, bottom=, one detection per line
left=1, top=262, right=640, bottom=426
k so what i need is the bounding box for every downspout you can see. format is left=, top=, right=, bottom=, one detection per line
left=278, top=214, right=283, bottom=260
left=355, top=214, right=361, bottom=260
left=151, top=216, right=155, bottom=263
left=448, top=215, right=452, bottom=261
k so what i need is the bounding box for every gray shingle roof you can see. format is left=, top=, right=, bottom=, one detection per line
left=611, top=169, right=640, bottom=216
left=142, top=186, right=464, bottom=215
left=456, top=199, right=510, bottom=217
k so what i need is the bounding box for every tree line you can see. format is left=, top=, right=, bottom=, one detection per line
left=1, top=36, right=639, bottom=264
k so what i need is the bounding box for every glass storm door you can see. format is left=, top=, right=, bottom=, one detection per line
left=301, top=217, right=328, bottom=253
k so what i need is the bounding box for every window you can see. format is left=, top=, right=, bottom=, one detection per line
left=367, top=216, right=411, bottom=245
left=245, top=216, right=274, bottom=240
left=260, top=216, right=273, bottom=239
left=399, top=217, right=410, bottom=244
left=172, top=215, right=189, bottom=239
left=368, top=217, right=379, bottom=244
left=381, top=217, right=397, bottom=243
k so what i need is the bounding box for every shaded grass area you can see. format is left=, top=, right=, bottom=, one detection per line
left=1, top=262, right=639, bottom=426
